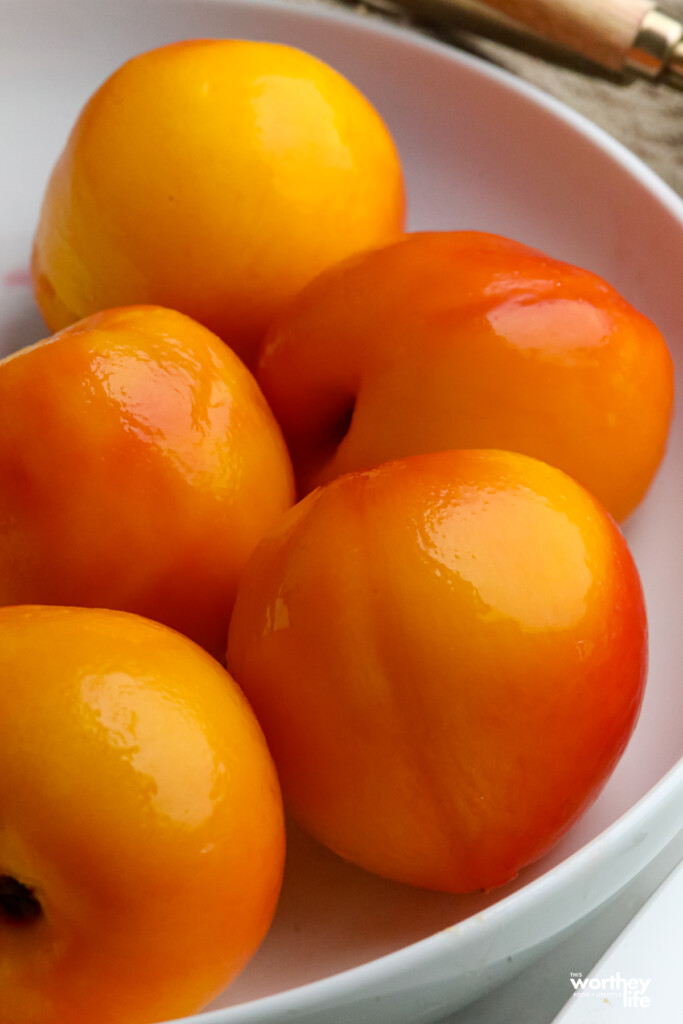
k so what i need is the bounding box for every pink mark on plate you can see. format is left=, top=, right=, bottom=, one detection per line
left=3, top=268, right=32, bottom=288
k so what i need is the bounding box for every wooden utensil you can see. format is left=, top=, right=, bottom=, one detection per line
left=375, top=0, right=683, bottom=83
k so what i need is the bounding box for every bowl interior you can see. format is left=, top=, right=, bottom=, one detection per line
left=1, top=0, right=682, bottom=1016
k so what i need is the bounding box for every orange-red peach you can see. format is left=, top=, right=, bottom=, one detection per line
left=227, top=449, right=648, bottom=893
left=258, top=231, right=674, bottom=520
left=0, top=306, right=295, bottom=658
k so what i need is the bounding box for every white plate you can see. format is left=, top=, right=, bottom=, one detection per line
left=1, top=2, right=682, bottom=1022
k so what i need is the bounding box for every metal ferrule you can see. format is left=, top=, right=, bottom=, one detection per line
left=625, top=8, right=683, bottom=82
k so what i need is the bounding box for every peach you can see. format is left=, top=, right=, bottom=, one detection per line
left=0, top=306, right=295, bottom=658
left=227, top=449, right=647, bottom=892
left=258, top=231, right=674, bottom=520
left=31, top=39, right=405, bottom=368
left=0, top=605, right=285, bottom=1024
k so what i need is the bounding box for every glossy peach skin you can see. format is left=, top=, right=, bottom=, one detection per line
left=0, top=306, right=295, bottom=659
left=257, top=231, right=674, bottom=520
left=31, top=39, right=406, bottom=369
left=0, top=606, right=285, bottom=1024
left=227, top=449, right=648, bottom=893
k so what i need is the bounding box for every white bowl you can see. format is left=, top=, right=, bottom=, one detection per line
left=1, top=2, right=682, bottom=1022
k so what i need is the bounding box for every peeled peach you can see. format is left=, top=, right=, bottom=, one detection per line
left=31, top=39, right=406, bottom=367
left=0, top=306, right=295, bottom=658
left=257, top=231, right=674, bottom=520
left=227, top=449, right=647, bottom=893
left=0, top=605, right=285, bottom=1024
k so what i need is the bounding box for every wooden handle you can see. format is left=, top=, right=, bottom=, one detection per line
left=472, top=0, right=654, bottom=68
left=394, top=0, right=656, bottom=69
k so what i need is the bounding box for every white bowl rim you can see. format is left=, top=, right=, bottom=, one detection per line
left=183, top=764, right=683, bottom=1022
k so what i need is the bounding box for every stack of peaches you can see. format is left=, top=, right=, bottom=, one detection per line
left=0, top=39, right=674, bottom=1024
